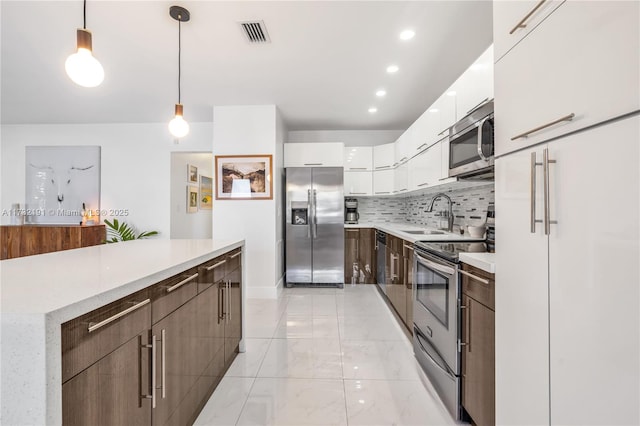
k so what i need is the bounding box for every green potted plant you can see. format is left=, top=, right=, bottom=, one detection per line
left=103, top=218, right=158, bottom=243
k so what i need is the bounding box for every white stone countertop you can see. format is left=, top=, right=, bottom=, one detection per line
left=459, top=252, right=496, bottom=274
left=344, top=222, right=484, bottom=243
left=0, top=238, right=244, bottom=426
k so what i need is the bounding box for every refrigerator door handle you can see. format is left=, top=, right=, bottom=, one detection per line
left=312, top=189, right=318, bottom=239
left=307, top=189, right=312, bottom=239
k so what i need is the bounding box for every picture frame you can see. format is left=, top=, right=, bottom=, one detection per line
left=187, top=164, right=198, bottom=183
left=215, top=154, right=273, bottom=200
left=199, top=175, right=213, bottom=209
left=187, top=185, right=198, bottom=213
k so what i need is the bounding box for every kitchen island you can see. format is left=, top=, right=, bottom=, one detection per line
left=0, top=238, right=245, bottom=425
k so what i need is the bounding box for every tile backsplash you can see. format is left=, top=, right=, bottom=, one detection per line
left=350, top=183, right=494, bottom=233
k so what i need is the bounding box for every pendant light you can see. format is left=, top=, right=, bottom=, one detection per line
left=65, top=0, right=104, bottom=87
left=168, top=6, right=190, bottom=138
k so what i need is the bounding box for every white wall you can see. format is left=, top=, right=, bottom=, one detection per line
left=275, top=110, right=287, bottom=292
left=287, top=129, right=403, bottom=147
left=1, top=122, right=213, bottom=237
left=170, top=152, right=213, bottom=239
left=212, top=105, right=282, bottom=298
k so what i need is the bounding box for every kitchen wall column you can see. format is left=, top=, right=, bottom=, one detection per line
left=212, top=105, right=286, bottom=299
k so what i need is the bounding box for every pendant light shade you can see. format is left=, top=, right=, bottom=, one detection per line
left=168, top=104, right=189, bottom=138
left=169, top=6, right=190, bottom=138
left=66, top=2, right=104, bottom=87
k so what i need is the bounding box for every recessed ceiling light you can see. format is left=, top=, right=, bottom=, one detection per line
left=429, top=108, right=439, bottom=113
left=447, top=90, right=457, bottom=96
left=376, top=90, right=387, bottom=97
left=399, top=29, right=415, bottom=41
left=368, top=107, right=378, bottom=113
left=386, top=65, right=399, bottom=74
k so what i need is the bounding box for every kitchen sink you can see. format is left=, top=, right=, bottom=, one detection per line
left=401, top=230, right=446, bottom=235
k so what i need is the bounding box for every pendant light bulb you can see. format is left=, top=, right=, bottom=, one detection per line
left=169, top=104, right=189, bottom=138
left=65, top=29, right=104, bottom=88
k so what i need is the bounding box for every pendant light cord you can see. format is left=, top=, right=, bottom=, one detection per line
left=83, top=0, right=87, bottom=29
left=178, top=18, right=182, bottom=104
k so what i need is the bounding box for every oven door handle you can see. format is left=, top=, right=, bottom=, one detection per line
left=415, top=253, right=455, bottom=276
left=415, top=328, right=456, bottom=380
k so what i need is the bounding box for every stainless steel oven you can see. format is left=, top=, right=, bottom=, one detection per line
left=413, top=246, right=461, bottom=420
left=448, top=99, right=494, bottom=179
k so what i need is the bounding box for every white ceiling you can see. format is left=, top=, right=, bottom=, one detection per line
left=1, top=1, right=493, bottom=130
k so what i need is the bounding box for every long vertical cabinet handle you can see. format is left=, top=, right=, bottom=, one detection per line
left=227, top=280, right=231, bottom=323
left=307, top=189, right=312, bottom=239
left=218, top=282, right=224, bottom=322
left=161, top=329, right=166, bottom=399
left=312, top=189, right=318, bottom=239
left=530, top=152, right=543, bottom=233
left=543, top=148, right=557, bottom=235
left=151, top=334, right=157, bottom=408
left=141, top=335, right=155, bottom=406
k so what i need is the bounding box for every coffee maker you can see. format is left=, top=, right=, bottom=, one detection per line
left=344, top=198, right=359, bottom=224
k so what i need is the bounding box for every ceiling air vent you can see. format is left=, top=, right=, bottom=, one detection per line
left=239, top=20, right=271, bottom=44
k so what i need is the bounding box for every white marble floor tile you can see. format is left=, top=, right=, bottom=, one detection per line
left=341, top=340, right=422, bottom=380
left=310, top=294, right=338, bottom=316
left=193, top=377, right=255, bottom=426
left=338, top=314, right=406, bottom=341
left=273, top=314, right=340, bottom=339
left=281, top=295, right=313, bottom=314
left=225, top=338, right=271, bottom=378
left=257, top=338, right=343, bottom=379
left=283, top=287, right=338, bottom=296
left=344, top=379, right=456, bottom=426
left=244, top=313, right=281, bottom=338
left=336, top=295, right=387, bottom=317
left=245, top=297, right=289, bottom=317
left=236, top=378, right=347, bottom=426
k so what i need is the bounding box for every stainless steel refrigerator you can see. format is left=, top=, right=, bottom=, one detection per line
left=285, top=167, right=344, bottom=287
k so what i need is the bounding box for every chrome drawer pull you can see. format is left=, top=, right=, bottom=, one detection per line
left=230, top=252, right=241, bottom=259
left=304, top=163, right=323, bottom=166
left=375, top=165, right=390, bottom=170
left=88, top=298, right=150, bottom=332
left=402, top=244, right=414, bottom=251
left=459, top=269, right=490, bottom=284
left=511, top=113, right=575, bottom=140
left=349, top=192, right=367, bottom=195
left=417, top=182, right=429, bottom=187
left=416, top=143, right=428, bottom=151
left=509, top=0, right=548, bottom=34
left=166, top=272, right=199, bottom=293
left=349, top=167, right=367, bottom=170
left=206, top=260, right=226, bottom=271
left=161, top=329, right=166, bottom=399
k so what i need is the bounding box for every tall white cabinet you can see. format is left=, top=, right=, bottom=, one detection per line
left=494, top=1, right=640, bottom=424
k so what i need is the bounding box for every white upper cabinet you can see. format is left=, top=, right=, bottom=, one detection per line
left=494, top=1, right=640, bottom=156
left=395, top=130, right=411, bottom=165
left=284, top=142, right=344, bottom=167
left=343, top=147, right=373, bottom=171
left=344, top=171, right=372, bottom=196
left=408, top=142, right=442, bottom=191
left=493, top=0, right=565, bottom=62
left=372, top=169, right=394, bottom=196
left=449, top=45, right=494, bottom=121
left=410, top=109, right=438, bottom=154
left=373, top=143, right=395, bottom=170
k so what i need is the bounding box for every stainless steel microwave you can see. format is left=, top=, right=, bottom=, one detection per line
left=448, top=99, right=494, bottom=179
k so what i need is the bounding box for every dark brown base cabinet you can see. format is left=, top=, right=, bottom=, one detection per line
left=461, top=263, right=495, bottom=426
left=344, top=228, right=376, bottom=284
left=383, top=234, right=412, bottom=334
left=62, top=248, right=242, bottom=426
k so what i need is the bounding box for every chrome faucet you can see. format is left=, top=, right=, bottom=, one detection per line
left=426, top=193, right=454, bottom=232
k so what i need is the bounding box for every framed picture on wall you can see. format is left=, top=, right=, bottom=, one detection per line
left=215, top=154, right=273, bottom=200
left=187, top=164, right=198, bottom=183
left=187, top=185, right=198, bottom=213
left=199, top=175, right=213, bottom=209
